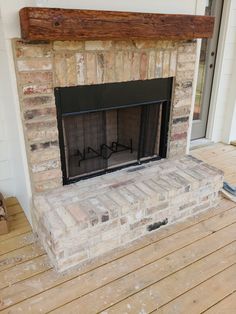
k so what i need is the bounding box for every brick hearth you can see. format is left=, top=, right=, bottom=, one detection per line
left=12, top=38, right=223, bottom=272
left=33, top=156, right=223, bottom=271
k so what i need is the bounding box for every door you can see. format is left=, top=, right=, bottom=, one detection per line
left=191, top=0, right=223, bottom=140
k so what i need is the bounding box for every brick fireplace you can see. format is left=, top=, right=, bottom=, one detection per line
left=12, top=8, right=223, bottom=272
left=14, top=39, right=195, bottom=192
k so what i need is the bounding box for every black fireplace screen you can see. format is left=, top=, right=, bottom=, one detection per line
left=55, top=78, right=172, bottom=184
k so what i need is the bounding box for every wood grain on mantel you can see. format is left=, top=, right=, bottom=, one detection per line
left=19, top=7, right=215, bottom=41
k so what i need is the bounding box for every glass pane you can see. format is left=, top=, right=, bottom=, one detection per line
left=193, top=1, right=213, bottom=120
left=62, top=103, right=163, bottom=180
left=194, top=39, right=207, bottom=120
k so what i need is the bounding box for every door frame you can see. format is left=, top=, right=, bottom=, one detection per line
left=191, top=0, right=224, bottom=140
left=206, top=0, right=232, bottom=141
left=188, top=0, right=231, bottom=150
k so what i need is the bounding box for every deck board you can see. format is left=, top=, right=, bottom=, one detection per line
left=0, top=255, right=51, bottom=290
left=204, top=292, right=236, bottom=313
left=49, top=225, right=236, bottom=313
left=0, top=231, right=34, bottom=256
left=157, top=263, right=236, bottom=314
left=0, top=142, right=235, bottom=313
left=3, top=205, right=236, bottom=313
left=96, top=245, right=236, bottom=314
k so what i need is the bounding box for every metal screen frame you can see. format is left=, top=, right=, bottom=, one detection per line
left=55, top=78, right=172, bottom=184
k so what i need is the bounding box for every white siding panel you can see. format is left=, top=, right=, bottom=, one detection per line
left=231, top=10, right=236, bottom=26
left=232, top=1, right=236, bottom=9
left=227, top=26, right=236, bottom=43
left=0, top=179, right=14, bottom=196
left=0, top=44, right=15, bottom=195
left=208, top=0, right=236, bottom=143
left=36, top=0, right=198, bottom=15
left=0, top=141, right=9, bottom=161
left=0, top=119, right=5, bottom=140
left=222, top=59, right=235, bottom=75
left=224, top=43, right=236, bottom=59
left=0, top=160, right=12, bottom=181
left=222, top=2, right=236, bottom=142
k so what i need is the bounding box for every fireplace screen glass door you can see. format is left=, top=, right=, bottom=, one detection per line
left=55, top=78, right=172, bottom=184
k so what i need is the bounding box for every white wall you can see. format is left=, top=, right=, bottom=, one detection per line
left=0, top=18, right=14, bottom=196
left=36, top=0, right=202, bottom=15
left=207, top=0, right=236, bottom=143
left=0, top=0, right=35, bottom=222
left=223, top=4, right=236, bottom=143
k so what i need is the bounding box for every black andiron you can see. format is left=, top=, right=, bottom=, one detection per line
left=76, top=139, right=133, bottom=166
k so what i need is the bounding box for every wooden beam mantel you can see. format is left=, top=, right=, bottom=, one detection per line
left=19, top=7, right=215, bottom=42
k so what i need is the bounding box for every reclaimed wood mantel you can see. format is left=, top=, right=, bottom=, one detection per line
left=19, top=7, right=215, bottom=41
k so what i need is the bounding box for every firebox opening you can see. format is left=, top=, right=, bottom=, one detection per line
left=55, top=78, right=172, bottom=184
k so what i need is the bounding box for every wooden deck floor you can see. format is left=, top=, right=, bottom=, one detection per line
left=0, top=142, right=236, bottom=313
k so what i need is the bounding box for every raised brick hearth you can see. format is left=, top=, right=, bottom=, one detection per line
left=33, top=156, right=223, bottom=271
left=12, top=38, right=223, bottom=272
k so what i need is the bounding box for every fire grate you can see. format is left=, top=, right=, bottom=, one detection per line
left=76, top=140, right=133, bottom=166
